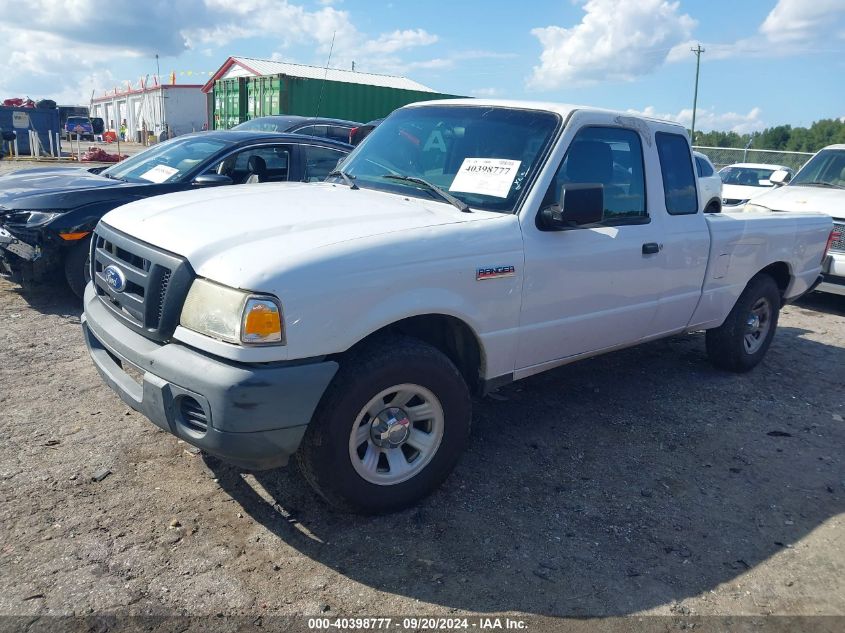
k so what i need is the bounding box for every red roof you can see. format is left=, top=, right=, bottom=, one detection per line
left=201, top=57, right=261, bottom=93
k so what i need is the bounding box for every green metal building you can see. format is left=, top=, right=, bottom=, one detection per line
left=203, top=56, right=463, bottom=130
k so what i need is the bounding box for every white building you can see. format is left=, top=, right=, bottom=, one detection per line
left=91, top=83, right=207, bottom=141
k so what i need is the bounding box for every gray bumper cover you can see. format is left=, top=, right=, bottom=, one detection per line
left=82, top=283, right=338, bottom=470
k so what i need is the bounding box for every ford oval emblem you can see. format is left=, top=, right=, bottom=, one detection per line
left=103, top=265, right=127, bottom=293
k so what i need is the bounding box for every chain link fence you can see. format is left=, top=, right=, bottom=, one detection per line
left=693, top=146, right=814, bottom=172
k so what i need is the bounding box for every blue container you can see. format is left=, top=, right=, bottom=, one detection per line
left=0, top=106, right=61, bottom=156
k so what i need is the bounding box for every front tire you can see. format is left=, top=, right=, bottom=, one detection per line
left=296, top=335, right=471, bottom=514
left=705, top=273, right=781, bottom=372
left=64, top=237, right=91, bottom=299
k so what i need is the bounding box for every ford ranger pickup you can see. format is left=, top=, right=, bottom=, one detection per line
left=81, top=100, right=835, bottom=513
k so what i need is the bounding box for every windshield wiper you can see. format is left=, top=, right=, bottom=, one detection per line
left=327, top=169, right=358, bottom=190
left=800, top=181, right=844, bottom=189
left=380, top=174, right=471, bottom=213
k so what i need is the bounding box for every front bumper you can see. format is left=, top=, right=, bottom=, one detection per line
left=82, top=283, right=339, bottom=470
left=817, top=252, right=845, bottom=296
left=0, top=225, right=39, bottom=261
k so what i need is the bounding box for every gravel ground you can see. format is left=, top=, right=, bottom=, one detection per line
left=0, top=275, right=842, bottom=620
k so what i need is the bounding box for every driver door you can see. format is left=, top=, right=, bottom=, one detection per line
left=516, top=121, right=665, bottom=372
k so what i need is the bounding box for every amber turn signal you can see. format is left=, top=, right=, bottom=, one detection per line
left=241, top=298, right=283, bottom=344
left=58, top=231, right=91, bottom=241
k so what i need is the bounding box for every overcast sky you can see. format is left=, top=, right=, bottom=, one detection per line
left=2, top=0, right=843, bottom=132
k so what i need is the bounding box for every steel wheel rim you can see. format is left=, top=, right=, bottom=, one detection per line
left=348, top=383, right=444, bottom=486
left=743, top=297, right=772, bottom=354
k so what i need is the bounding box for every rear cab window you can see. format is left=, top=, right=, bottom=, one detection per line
left=656, top=132, right=698, bottom=215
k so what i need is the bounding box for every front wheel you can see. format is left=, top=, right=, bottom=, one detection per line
left=296, top=335, right=471, bottom=514
left=705, top=273, right=781, bottom=372
left=64, top=237, right=91, bottom=299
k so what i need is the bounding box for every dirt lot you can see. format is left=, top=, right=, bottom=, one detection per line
left=0, top=274, right=843, bottom=620
left=0, top=143, right=147, bottom=176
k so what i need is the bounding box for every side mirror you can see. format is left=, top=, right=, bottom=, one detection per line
left=538, top=184, right=604, bottom=231
left=769, top=170, right=791, bottom=186
left=192, top=174, right=233, bottom=186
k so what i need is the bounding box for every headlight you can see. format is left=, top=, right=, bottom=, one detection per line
left=743, top=203, right=770, bottom=214
left=7, top=211, right=62, bottom=226
left=179, top=278, right=284, bottom=345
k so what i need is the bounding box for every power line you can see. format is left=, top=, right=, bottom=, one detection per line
left=690, top=44, right=705, bottom=141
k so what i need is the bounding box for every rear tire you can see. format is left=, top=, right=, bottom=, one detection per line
left=705, top=273, right=781, bottom=372
left=296, top=335, right=471, bottom=514
left=64, top=237, right=91, bottom=299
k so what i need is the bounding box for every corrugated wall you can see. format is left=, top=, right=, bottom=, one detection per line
left=212, top=78, right=247, bottom=129
left=212, top=74, right=462, bottom=129
left=285, top=77, right=461, bottom=123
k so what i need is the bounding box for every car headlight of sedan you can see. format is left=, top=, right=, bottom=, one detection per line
left=742, top=203, right=771, bottom=214
left=7, top=211, right=63, bottom=226
left=180, top=278, right=284, bottom=345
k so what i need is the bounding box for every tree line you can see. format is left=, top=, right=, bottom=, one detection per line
left=694, top=118, right=845, bottom=152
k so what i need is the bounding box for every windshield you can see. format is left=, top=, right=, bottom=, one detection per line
left=100, top=136, right=231, bottom=183
left=790, top=149, right=845, bottom=187
left=337, top=105, right=560, bottom=213
left=719, top=166, right=779, bottom=187
left=233, top=117, right=302, bottom=133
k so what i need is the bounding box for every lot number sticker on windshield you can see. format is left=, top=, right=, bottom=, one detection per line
left=140, top=164, right=179, bottom=183
left=449, top=158, right=521, bottom=198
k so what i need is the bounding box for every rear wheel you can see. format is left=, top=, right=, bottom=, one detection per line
left=296, top=335, right=471, bottom=514
left=705, top=273, right=780, bottom=372
left=64, top=237, right=91, bottom=299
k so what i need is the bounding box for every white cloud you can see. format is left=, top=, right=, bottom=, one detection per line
left=361, top=29, right=437, bottom=55
left=528, top=0, right=696, bottom=89
left=668, top=0, right=845, bottom=63
left=760, top=0, right=845, bottom=43
left=470, top=88, right=501, bottom=97
left=629, top=105, right=766, bottom=134
left=0, top=0, right=440, bottom=103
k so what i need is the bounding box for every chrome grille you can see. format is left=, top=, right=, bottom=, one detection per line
left=91, top=222, right=193, bottom=342
left=831, top=221, right=845, bottom=253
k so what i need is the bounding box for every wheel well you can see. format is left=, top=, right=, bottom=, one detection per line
left=347, top=315, right=484, bottom=393
left=758, top=261, right=790, bottom=301
left=704, top=198, right=722, bottom=213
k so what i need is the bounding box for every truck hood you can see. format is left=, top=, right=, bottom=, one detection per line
left=751, top=184, right=845, bottom=218
left=101, top=182, right=494, bottom=285
left=721, top=183, right=772, bottom=202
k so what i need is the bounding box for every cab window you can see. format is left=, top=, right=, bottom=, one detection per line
left=543, top=126, right=647, bottom=221
left=656, top=133, right=698, bottom=215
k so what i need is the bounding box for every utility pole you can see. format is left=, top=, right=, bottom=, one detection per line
left=155, top=54, right=164, bottom=139
left=690, top=44, right=705, bottom=143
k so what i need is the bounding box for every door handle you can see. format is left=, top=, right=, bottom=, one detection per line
left=642, top=242, right=661, bottom=255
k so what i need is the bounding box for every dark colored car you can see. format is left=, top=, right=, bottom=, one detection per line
left=0, top=130, right=352, bottom=297
left=349, top=118, right=384, bottom=146
left=232, top=116, right=360, bottom=144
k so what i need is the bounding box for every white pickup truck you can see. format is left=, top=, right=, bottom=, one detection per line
left=743, top=144, right=845, bottom=296
left=82, top=100, right=834, bottom=513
